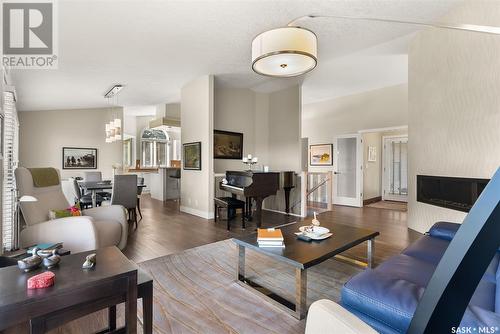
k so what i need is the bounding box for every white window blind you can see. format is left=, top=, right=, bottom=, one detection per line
left=2, top=91, right=19, bottom=251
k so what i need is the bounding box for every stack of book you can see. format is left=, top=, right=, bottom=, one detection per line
left=257, top=228, right=285, bottom=248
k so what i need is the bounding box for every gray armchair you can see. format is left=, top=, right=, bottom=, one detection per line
left=15, top=167, right=128, bottom=253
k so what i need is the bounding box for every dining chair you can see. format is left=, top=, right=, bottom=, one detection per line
left=137, top=177, right=144, bottom=220
left=71, top=178, right=103, bottom=209
left=83, top=171, right=111, bottom=199
left=83, top=171, right=102, bottom=182
left=111, top=174, right=139, bottom=229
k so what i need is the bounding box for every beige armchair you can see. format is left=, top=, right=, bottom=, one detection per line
left=15, top=167, right=128, bottom=253
left=305, top=300, right=377, bottom=334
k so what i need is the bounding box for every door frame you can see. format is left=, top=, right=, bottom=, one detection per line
left=382, top=135, right=408, bottom=202
left=333, top=134, right=363, bottom=207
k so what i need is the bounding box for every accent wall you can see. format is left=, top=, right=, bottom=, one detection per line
left=407, top=1, right=500, bottom=233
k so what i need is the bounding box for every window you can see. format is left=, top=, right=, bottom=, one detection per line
left=141, top=128, right=169, bottom=167
left=123, top=138, right=133, bottom=167
left=2, top=91, right=19, bottom=251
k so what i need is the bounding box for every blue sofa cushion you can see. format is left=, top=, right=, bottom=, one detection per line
left=402, top=235, right=449, bottom=265
left=428, top=221, right=461, bottom=241
left=342, top=254, right=498, bottom=333
left=342, top=255, right=433, bottom=333
left=469, top=279, right=496, bottom=311
left=461, top=305, right=500, bottom=328
left=376, top=254, right=436, bottom=287
left=402, top=234, right=499, bottom=283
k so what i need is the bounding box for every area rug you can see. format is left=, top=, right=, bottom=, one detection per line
left=366, top=200, right=407, bottom=212
left=138, top=239, right=362, bottom=334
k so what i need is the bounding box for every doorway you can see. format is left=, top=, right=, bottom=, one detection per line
left=333, top=134, right=363, bottom=207
left=382, top=135, right=408, bottom=202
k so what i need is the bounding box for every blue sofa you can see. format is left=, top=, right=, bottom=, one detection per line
left=341, top=221, right=500, bottom=333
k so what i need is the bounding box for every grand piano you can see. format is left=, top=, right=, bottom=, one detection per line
left=220, top=170, right=295, bottom=227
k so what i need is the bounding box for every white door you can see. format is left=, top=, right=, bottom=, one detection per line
left=333, top=134, right=363, bottom=207
left=382, top=136, right=408, bottom=202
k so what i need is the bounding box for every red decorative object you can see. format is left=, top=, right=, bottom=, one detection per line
left=27, top=271, right=55, bottom=289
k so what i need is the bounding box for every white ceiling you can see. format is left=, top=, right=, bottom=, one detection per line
left=12, top=0, right=463, bottom=111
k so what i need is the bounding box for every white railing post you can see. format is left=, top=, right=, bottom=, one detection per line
left=300, top=171, right=308, bottom=217
left=327, top=171, right=333, bottom=211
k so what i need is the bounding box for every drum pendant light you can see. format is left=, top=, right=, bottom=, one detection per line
left=251, top=27, right=317, bottom=77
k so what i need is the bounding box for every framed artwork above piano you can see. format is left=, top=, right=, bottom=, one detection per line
left=214, top=130, right=243, bottom=159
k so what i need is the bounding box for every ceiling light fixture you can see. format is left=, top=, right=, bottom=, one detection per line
left=104, top=84, right=124, bottom=98
left=252, top=14, right=500, bottom=78
left=104, top=85, right=124, bottom=143
left=252, top=26, right=317, bottom=77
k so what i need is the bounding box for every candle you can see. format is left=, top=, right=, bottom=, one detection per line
left=247, top=154, right=252, bottom=160
left=242, top=157, right=248, bottom=163
left=252, top=157, right=258, bottom=163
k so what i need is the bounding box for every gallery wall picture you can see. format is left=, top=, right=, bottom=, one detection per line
left=214, top=130, right=243, bottom=159
left=183, top=142, right=202, bottom=170
left=62, top=147, right=97, bottom=169
left=310, top=144, right=333, bottom=166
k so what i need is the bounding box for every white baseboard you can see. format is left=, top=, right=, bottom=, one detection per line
left=180, top=206, right=214, bottom=219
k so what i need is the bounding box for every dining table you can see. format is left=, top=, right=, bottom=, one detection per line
left=78, top=180, right=147, bottom=207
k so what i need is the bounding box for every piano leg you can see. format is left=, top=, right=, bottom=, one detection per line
left=246, top=197, right=253, bottom=221
left=254, top=197, right=263, bottom=228
left=284, top=187, right=292, bottom=215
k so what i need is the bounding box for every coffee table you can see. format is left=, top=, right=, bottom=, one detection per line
left=233, top=222, right=379, bottom=319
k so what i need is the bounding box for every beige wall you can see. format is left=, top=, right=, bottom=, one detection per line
left=214, top=87, right=256, bottom=173
left=254, top=92, right=270, bottom=166
left=268, top=85, right=303, bottom=172
left=408, top=0, right=500, bottom=233
left=165, top=103, right=181, bottom=120
left=303, top=84, right=408, bottom=173
left=213, top=84, right=302, bottom=173
left=180, top=75, right=214, bottom=219
left=19, top=108, right=123, bottom=180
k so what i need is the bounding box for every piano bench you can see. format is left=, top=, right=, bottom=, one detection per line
left=214, top=197, right=246, bottom=230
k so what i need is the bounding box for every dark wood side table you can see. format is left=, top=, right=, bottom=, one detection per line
left=107, top=269, right=153, bottom=333
left=0, top=247, right=139, bottom=334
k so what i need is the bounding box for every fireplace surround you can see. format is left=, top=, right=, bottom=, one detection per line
left=417, top=175, right=489, bottom=212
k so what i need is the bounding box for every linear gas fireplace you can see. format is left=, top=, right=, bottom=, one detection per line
left=417, top=175, right=490, bottom=212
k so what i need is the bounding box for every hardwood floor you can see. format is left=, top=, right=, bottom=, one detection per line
left=124, top=194, right=421, bottom=264
left=123, top=195, right=300, bottom=263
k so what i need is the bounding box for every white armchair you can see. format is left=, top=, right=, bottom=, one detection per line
left=305, top=300, right=377, bottom=334
left=15, top=167, right=128, bottom=253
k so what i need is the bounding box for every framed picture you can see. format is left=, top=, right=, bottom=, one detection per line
left=62, top=147, right=97, bottom=169
left=183, top=142, right=202, bottom=170
left=368, top=146, right=377, bottom=162
left=214, top=130, right=243, bottom=159
left=310, top=144, right=333, bottom=166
